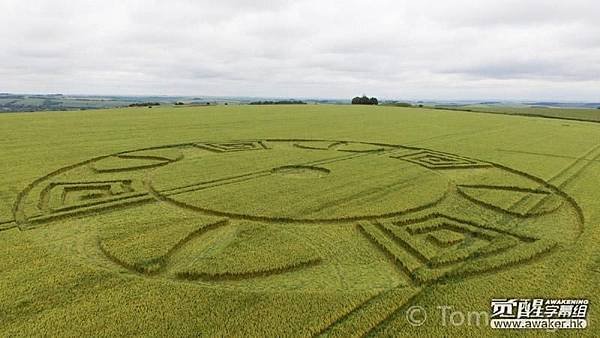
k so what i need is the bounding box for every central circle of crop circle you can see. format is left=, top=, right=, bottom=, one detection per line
left=149, top=140, right=450, bottom=222
left=271, top=165, right=330, bottom=178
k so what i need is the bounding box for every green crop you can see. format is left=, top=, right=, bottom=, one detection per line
left=0, top=104, right=598, bottom=336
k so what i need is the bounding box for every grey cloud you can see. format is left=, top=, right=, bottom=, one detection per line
left=0, top=0, right=599, bottom=100
left=441, top=59, right=562, bottom=79
left=450, top=62, right=600, bottom=82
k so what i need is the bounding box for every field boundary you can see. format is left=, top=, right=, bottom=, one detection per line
left=430, top=106, right=600, bottom=124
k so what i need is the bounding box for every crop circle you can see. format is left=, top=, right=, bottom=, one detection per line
left=148, top=140, right=451, bottom=222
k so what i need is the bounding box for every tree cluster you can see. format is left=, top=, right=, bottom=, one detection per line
left=128, top=102, right=161, bottom=107
left=249, top=100, right=307, bottom=105
left=351, top=95, right=378, bottom=105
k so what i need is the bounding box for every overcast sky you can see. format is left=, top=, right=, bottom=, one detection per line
left=1, top=0, right=599, bottom=100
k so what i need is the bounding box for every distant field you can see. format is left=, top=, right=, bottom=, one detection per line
left=0, top=94, right=340, bottom=112
left=435, top=104, right=600, bottom=123
left=0, top=105, right=598, bottom=336
left=0, top=95, right=131, bottom=112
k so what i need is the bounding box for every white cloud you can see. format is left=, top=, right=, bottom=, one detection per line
left=0, top=0, right=598, bottom=100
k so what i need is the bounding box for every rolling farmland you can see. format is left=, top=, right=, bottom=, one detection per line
left=0, top=104, right=598, bottom=336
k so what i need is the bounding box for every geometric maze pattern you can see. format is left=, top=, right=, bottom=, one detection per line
left=39, top=180, right=139, bottom=213
left=194, top=140, right=269, bottom=153
left=427, top=229, right=465, bottom=247
left=359, top=214, right=537, bottom=285
left=392, top=150, right=491, bottom=169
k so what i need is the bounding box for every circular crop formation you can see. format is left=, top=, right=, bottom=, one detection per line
left=14, top=139, right=582, bottom=296
left=271, top=165, right=331, bottom=178
left=147, top=140, right=451, bottom=222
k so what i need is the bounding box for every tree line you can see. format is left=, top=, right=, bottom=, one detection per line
left=249, top=100, right=307, bottom=105
left=128, top=102, right=161, bottom=107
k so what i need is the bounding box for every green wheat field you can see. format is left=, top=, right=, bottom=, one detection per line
left=1, top=105, right=598, bottom=336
